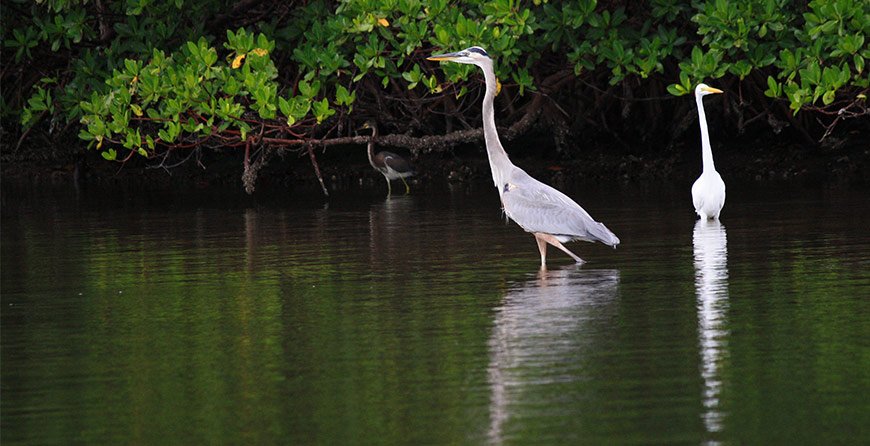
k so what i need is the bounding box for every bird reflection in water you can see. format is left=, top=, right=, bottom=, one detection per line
left=368, top=195, right=415, bottom=265
left=692, top=219, right=730, bottom=437
left=487, top=267, right=619, bottom=444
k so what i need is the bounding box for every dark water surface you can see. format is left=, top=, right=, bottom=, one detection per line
left=2, top=181, right=868, bottom=444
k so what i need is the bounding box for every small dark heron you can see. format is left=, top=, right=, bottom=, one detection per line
left=362, top=121, right=414, bottom=196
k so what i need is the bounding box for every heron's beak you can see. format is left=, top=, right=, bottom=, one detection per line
left=427, top=51, right=464, bottom=61
left=702, top=86, right=724, bottom=94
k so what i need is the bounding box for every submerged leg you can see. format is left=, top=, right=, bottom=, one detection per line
left=400, top=176, right=410, bottom=194
left=385, top=176, right=392, bottom=197
left=537, top=233, right=585, bottom=264
left=533, top=233, right=548, bottom=270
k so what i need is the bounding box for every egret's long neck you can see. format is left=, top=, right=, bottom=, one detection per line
left=480, top=61, right=513, bottom=190
left=697, top=94, right=715, bottom=173
left=366, top=127, right=377, bottom=169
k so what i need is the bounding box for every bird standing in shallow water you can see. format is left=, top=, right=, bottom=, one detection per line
left=428, top=46, right=619, bottom=269
left=691, top=84, right=726, bottom=220
left=362, top=121, right=414, bottom=196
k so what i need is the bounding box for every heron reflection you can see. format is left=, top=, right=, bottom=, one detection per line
left=487, top=267, right=619, bottom=444
left=692, top=219, right=730, bottom=436
left=368, top=195, right=415, bottom=264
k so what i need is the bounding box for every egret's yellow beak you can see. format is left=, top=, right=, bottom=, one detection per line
left=702, top=86, right=724, bottom=94
left=427, top=51, right=463, bottom=61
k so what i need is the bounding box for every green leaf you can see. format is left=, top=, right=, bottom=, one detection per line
left=124, top=59, right=139, bottom=75
left=728, top=60, right=752, bottom=80
left=667, top=84, right=687, bottom=96
left=101, top=149, right=117, bottom=161
left=313, top=98, right=335, bottom=124
left=335, top=85, right=355, bottom=106
left=679, top=71, right=692, bottom=91
left=278, top=96, right=291, bottom=116
left=186, top=41, right=200, bottom=59
left=298, top=80, right=320, bottom=98
left=764, top=76, right=781, bottom=98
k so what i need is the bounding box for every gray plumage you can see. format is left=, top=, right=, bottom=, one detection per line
left=428, top=46, right=619, bottom=268
left=502, top=168, right=620, bottom=246
left=371, top=151, right=414, bottom=180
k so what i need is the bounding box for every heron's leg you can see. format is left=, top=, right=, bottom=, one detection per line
left=533, top=233, right=548, bottom=269
left=538, top=233, right=585, bottom=264
left=385, top=176, right=392, bottom=197
left=400, top=176, right=410, bottom=194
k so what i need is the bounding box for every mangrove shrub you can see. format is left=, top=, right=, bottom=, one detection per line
left=2, top=0, right=867, bottom=190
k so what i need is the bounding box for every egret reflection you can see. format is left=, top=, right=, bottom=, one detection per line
left=692, top=219, right=730, bottom=437
left=487, top=267, right=619, bottom=444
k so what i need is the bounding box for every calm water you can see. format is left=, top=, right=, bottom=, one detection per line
left=2, top=181, right=868, bottom=444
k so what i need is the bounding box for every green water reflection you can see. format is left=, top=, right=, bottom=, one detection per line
left=2, top=185, right=868, bottom=444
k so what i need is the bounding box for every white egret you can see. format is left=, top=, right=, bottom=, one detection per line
left=428, top=47, right=619, bottom=268
left=691, top=84, right=725, bottom=220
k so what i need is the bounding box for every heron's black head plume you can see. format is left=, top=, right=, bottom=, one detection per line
left=467, top=46, right=489, bottom=58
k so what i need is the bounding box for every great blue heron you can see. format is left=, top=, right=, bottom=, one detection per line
left=361, top=120, right=414, bottom=196
left=691, top=84, right=725, bottom=220
left=427, top=46, right=619, bottom=268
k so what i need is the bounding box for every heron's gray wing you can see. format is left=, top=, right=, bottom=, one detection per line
left=381, top=152, right=414, bottom=174
left=501, top=173, right=619, bottom=246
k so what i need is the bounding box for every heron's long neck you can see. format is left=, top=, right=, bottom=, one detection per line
left=697, top=94, right=715, bottom=173
left=481, top=63, right=513, bottom=189
left=366, top=127, right=378, bottom=169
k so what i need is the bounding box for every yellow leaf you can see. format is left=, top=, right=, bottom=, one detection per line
left=232, top=53, right=246, bottom=69
left=251, top=48, right=268, bottom=57
left=96, top=135, right=103, bottom=149
left=496, top=79, right=502, bottom=96
left=131, top=75, right=139, bottom=84
left=377, top=18, right=390, bottom=27
left=131, top=104, right=143, bottom=117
